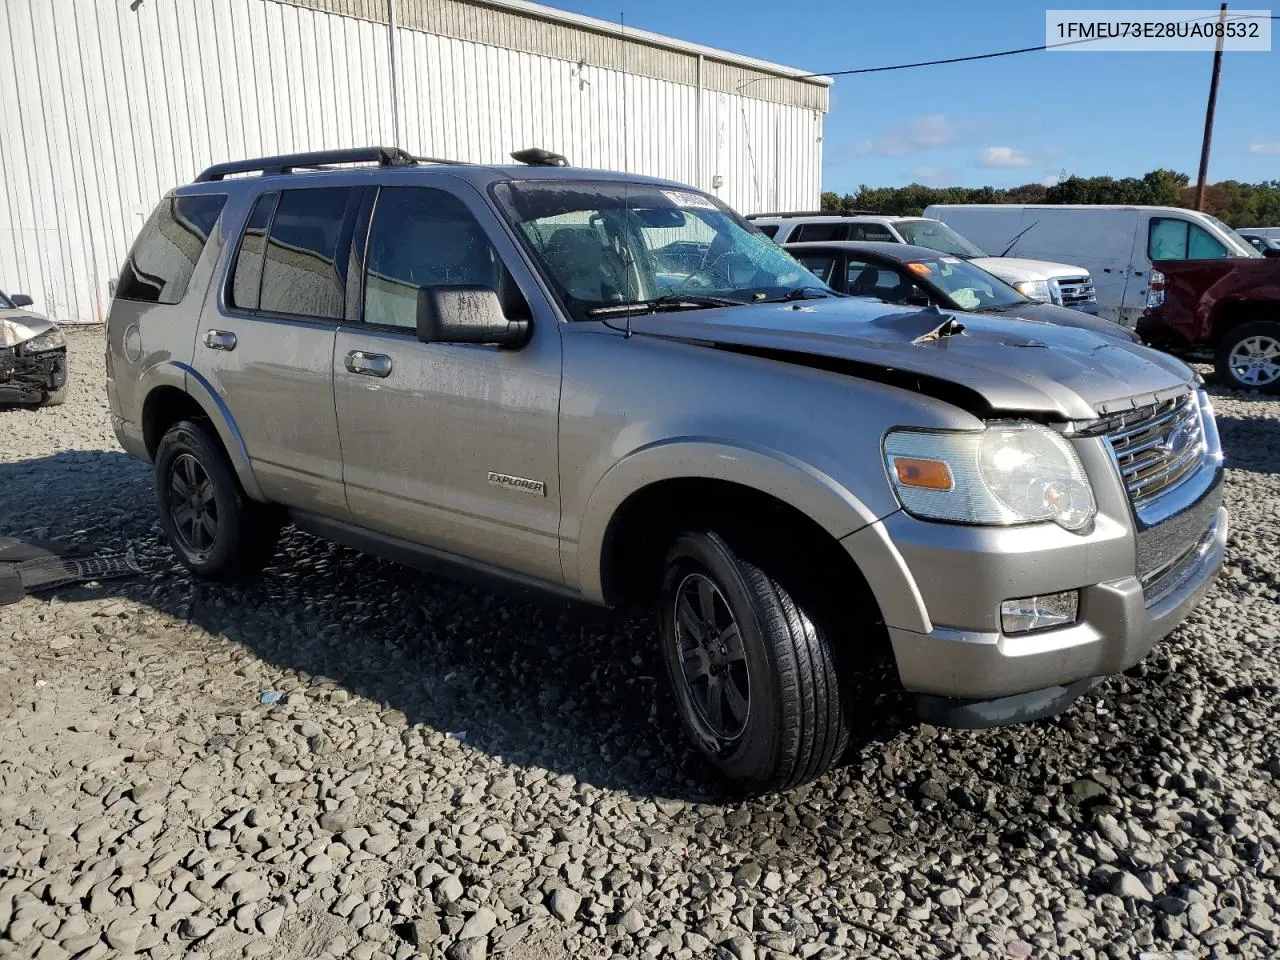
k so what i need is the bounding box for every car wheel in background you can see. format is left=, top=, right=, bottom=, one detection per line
left=659, top=531, right=849, bottom=792
left=155, top=419, right=282, bottom=580
left=1216, top=321, right=1280, bottom=393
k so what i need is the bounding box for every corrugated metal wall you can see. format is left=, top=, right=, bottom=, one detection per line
left=0, top=0, right=825, bottom=325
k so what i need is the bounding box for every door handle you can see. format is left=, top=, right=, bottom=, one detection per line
left=344, top=351, right=393, bottom=378
left=203, top=329, right=237, bottom=351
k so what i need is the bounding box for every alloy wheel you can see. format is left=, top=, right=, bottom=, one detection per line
left=1228, top=334, right=1280, bottom=387
left=672, top=572, right=751, bottom=741
left=168, top=453, right=218, bottom=557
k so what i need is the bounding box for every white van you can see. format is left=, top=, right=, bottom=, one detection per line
left=922, top=204, right=1260, bottom=328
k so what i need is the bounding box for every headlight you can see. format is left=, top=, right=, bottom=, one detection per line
left=20, top=327, right=65, bottom=353
left=884, top=423, right=1096, bottom=531
left=1011, top=279, right=1052, bottom=303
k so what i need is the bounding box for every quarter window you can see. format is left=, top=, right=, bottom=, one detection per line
left=258, top=187, right=357, bottom=320
left=363, top=187, right=511, bottom=329
left=1148, top=217, right=1230, bottom=261
left=116, top=194, right=227, bottom=304
left=229, top=193, right=277, bottom=310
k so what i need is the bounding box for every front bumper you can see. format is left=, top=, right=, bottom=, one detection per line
left=0, top=346, right=66, bottom=402
left=889, top=505, right=1226, bottom=704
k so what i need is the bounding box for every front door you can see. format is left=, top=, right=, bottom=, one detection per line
left=333, top=180, right=563, bottom=584
left=195, top=185, right=363, bottom=517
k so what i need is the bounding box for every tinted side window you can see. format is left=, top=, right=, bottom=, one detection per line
left=259, top=188, right=356, bottom=319
left=116, top=195, right=227, bottom=303
left=794, top=254, right=837, bottom=285
left=848, top=261, right=916, bottom=302
left=363, top=187, right=509, bottom=329
left=755, top=224, right=780, bottom=239
left=848, top=223, right=895, bottom=241
left=793, top=223, right=848, bottom=242
left=230, top=193, right=278, bottom=310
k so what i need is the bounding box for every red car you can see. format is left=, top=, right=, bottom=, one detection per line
left=1137, top=257, right=1280, bottom=392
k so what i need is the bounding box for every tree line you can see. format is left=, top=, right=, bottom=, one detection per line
left=821, top=169, right=1280, bottom=227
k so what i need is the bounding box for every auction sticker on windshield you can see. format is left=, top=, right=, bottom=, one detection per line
left=661, top=190, right=718, bottom=210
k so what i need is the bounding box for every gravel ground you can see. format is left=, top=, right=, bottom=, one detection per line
left=2, top=327, right=1278, bottom=960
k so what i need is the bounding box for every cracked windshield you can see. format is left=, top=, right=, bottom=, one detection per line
left=493, top=180, right=826, bottom=320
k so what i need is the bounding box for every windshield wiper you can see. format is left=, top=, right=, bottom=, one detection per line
left=586, top=293, right=745, bottom=318
left=755, top=286, right=829, bottom=303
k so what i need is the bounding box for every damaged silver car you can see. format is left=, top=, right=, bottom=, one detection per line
left=0, top=290, right=67, bottom=406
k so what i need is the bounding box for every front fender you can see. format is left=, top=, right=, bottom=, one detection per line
left=573, top=437, right=884, bottom=603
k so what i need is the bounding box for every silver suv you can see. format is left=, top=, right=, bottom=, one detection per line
left=106, top=147, right=1227, bottom=791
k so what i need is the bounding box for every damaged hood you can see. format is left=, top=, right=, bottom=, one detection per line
left=0, top=309, right=56, bottom=347
left=625, top=299, right=1195, bottom=420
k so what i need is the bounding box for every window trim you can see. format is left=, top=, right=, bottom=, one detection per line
left=221, top=185, right=363, bottom=327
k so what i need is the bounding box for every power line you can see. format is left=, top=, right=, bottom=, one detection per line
left=752, top=12, right=1278, bottom=84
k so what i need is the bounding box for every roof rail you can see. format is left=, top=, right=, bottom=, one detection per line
left=193, top=146, right=464, bottom=183
left=745, top=209, right=881, bottom=219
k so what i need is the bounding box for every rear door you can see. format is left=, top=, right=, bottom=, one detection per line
left=332, top=178, right=564, bottom=584
left=194, top=184, right=362, bottom=517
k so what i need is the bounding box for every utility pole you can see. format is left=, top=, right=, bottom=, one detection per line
left=1195, top=2, right=1228, bottom=211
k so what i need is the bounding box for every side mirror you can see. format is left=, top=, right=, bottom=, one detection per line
left=1263, top=247, right=1280, bottom=259
left=9, top=293, right=33, bottom=308
left=416, top=285, right=530, bottom=347
left=904, top=294, right=931, bottom=307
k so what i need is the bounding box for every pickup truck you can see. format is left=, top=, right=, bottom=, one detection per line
left=1137, top=257, right=1280, bottom=392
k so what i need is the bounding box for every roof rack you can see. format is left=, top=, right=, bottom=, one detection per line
left=745, top=209, right=881, bottom=219
left=193, top=146, right=465, bottom=183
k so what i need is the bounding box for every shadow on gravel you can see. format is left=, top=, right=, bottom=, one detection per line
left=4, top=448, right=902, bottom=802
left=1214, top=414, right=1280, bottom=475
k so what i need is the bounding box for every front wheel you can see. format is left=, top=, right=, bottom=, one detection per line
left=1215, top=320, right=1280, bottom=393
left=155, top=419, right=281, bottom=580
left=659, top=531, right=849, bottom=792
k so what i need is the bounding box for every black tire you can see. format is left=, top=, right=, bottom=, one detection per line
left=40, top=383, right=68, bottom=407
left=154, top=419, right=281, bottom=580
left=659, top=531, right=849, bottom=792
left=1215, top=320, right=1280, bottom=394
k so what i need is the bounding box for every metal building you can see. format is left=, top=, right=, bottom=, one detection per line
left=0, top=0, right=830, bottom=325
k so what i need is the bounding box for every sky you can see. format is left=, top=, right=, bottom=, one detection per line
left=546, top=0, right=1279, bottom=195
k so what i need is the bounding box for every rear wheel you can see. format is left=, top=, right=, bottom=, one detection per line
left=659, top=531, right=849, bottom=792
left=1215, top=320, right=1280, bottom=393
left=155, top=419, right=281, bottom=580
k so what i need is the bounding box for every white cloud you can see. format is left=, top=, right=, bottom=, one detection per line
left=1249, top=139, right=1280, bottom=155
left=911, top=166, right=949, bottom=183
left=856, top=115, right=956, bottom=157
left=1042, top=172, right=1063, bottom=187
left=980, top=146, right=1033, bottom=168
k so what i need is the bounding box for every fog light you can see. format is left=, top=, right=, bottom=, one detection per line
left=1001, top=590, right=1079, bottom=635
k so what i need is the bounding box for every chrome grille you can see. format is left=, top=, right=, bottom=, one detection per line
left=1056, top=275, right=1097, bottom=307
left=1105, top=393, right=1206, bottom=505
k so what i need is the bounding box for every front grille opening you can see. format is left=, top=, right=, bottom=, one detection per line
left=1105, top=393, right=1205, bottom=505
